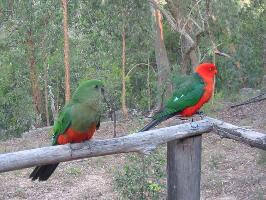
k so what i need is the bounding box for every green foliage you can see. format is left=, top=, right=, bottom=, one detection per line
left=212, top=0, right=266, bottom=92
left=66, top=167, right=82, bottom=176
left=0, top=41, right=35, bottom=138
left=0, top=0, right=155, bottom=138
left=201, top=91, right=226, bottom=116
left=114, top=148, right=166, bottom=200
left=0, top=0, right=265, bottom=138
left=209, top=154, right=222, bottom=170
left=127, top=65, right=157, bottom=110
left=257, top=150, right=266, bottom=166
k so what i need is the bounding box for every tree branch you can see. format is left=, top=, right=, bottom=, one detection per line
left=0, top=120, right=212, bottom=173
left=230, top=92, right=266, bottom=108
left=1, top=117, right=266, bottom=173
left=206, top=117, right=266, bottom=150
left=147, top=0, right=195, bottom=45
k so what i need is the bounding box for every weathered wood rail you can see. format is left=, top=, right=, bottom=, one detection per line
left=0, top=117, right=265, bottom=200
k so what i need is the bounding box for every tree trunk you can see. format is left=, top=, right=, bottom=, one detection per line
left=56, top=72, right=60, bottom=115
left=40, top=21, right=50, bottom=126
left=44, top=63, right=50, bottom=126
left=263, top=37, right=266, bottom=89
left=121, top=22, right=128, bottom=117
left=147, top=58, right=151, bottom=111
left=181, top=34, right=191, bottom=74
left=61, top=0, right=71, bottom=103
left=151, top=1, right=171, bottom=110
left=180, top=41, right=199, bottom=74
left=180, top=23, right=199, bottom=74
left=48, top=85, right=57, bottom=122
left=263, top=36, right=266, bottom=73
left=27, top=30, right=42, bottom=128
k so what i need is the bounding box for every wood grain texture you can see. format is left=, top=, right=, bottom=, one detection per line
left=1, top=117, right=265, bottom=174
left=167, top=136, right=202, bottom=200
left=0, top=120, right=212, bottom=173
left=206, top=117, right=266, bottom=150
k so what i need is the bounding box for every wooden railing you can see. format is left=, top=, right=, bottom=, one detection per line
left=0, top=117, right=265, bottom=200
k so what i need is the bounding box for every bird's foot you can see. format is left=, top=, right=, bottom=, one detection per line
left=196, top=110, right=205, bottom=120
left=179, top=117, right=188, bottom=121
left=196, top=110, right=204, bottom=115
left=190, top=118, right=199, bottom=129
left=190, top=121, right=199, bottom=129
left=70, top=140, right=90, bottom=152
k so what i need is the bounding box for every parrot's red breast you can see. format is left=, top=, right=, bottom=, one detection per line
left=180, top=63, right=217, bottom=117
left=57, top=123, right=97, bottom=145
left=180, top=82, right=214, bottom=116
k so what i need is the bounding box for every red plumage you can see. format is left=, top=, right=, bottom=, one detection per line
left=57, top=123, right=97, bottom=144
left=181, top=63, right=217, bottom=116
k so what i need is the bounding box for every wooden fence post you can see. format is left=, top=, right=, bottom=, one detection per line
left=167, top=135, right=202, bottom=200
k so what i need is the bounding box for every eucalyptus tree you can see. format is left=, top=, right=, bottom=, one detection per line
left=210, top=0, right=266, bottom=91
left=0, top=0, right=64, bottom=135
left=72, top=0, right=154, bottom=114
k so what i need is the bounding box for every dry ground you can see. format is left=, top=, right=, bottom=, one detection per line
left=0, top=101, right=266, bottom=200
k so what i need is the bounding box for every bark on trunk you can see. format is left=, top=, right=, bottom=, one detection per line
left=40, top=21, right=50, bottom=127
left=44, top=63, right=50, bottom=126
left=121, top=22, right=128, bottom=117
left=263, top=37, right=266, bottom=73
left=151, top=1, right=171, bottom=109
left=48, top=85, right=57, bottom=122
left=147, top=58, right=151, bottom=111
left=180, top=24, right=200, bottom=73
left=61, top=0, right=71, bottom=103
left=181, top=42, right=199, bottom=74
left=27, top=30, right=42, bottom=127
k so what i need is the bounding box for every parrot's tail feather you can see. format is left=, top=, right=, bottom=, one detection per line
left=139, top=113, right=177, bottom=132
left=139, top=119, right=163, bottom=132
left=29, top=163, right=59, bottom=181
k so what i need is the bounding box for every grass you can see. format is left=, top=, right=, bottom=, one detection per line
left=257, top=190, right=264, bottom=200
left=114, top=147, right=166, bottom=200
left=209, top=155, right=221, bottom=170
left=66, top=167, right=82, bottom=176
left=257, top=150, right=266, bottom=166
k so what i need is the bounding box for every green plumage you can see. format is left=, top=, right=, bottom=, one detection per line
left=139, top=73, right=205, bottom=132
left=140, top=73, right=204, bottom=132
left=153, top=73, right=204, bottom=120
left=52, top=80, right=104, bottom=145
left=30, top=79, right=104, bottom=181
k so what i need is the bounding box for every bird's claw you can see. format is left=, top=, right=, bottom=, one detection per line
left=70, top=141, right=90, bottom=152
left=196, top=110, right=205, bottom=120
left=190, top=121, right=199, bottom=129
left=196, top=110, right=204, bottom=115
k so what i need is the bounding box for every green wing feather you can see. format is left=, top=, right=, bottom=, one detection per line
left=52, top=104, right=72, bottom=145
left=51, top=80, right=104, bottom=145
left=29, top=79, right=104, bottom=182
left=153, top=73, right=205, bottom=120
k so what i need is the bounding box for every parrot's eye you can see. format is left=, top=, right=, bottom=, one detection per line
left=95, top=85, right=99, bottom=89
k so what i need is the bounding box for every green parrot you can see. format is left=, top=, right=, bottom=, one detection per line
left=30, top=79, right=104, bottom=181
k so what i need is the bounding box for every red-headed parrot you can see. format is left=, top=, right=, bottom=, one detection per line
left=30, top=80, right=104, bottom=181
left=140, top=63, right=217, bottom=131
